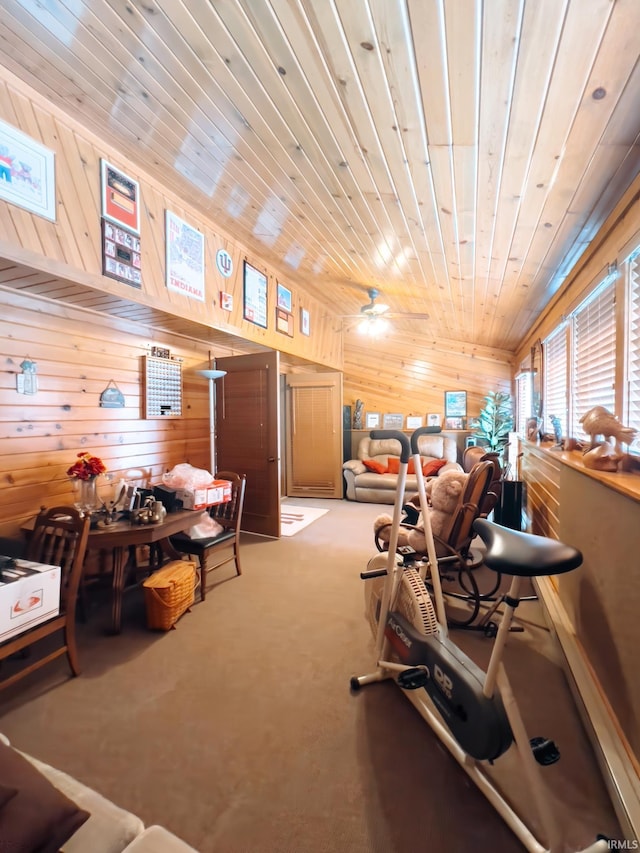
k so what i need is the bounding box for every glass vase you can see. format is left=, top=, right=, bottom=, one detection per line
left=71, top=477, right=98, bottom=514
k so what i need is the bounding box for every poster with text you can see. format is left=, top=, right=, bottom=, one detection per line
left=165, top=210, right=205, bottom=302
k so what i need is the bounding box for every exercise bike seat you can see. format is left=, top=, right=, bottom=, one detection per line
left=473, top=518, right=583, bottom=578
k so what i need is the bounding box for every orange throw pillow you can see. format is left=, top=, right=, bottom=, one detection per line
left=385, top=457, right=420, bottom=475
left=363, top=459, right=387, bottom=474
left=422, top=458, right=447, bottom=477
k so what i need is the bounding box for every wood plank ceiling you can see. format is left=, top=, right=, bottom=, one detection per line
left=0, top=0, right=638, bottom=352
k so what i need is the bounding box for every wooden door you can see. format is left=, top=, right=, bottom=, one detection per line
left=215, top=351, right=280, bottom=537
left=285, top=372, right=343, bottom=498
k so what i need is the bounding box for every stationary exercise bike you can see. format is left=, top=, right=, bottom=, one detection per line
left=351, top=429, right=608, bottom=853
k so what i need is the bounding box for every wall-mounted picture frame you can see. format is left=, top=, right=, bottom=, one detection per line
left=445, top=417, right=465, bottom=430
left=365, top=412, right=380, bottom=429
left=383, top=413, right=403, bottom=429
left=102, top=220, right=142, bottom=289
left=165, top=210, right=205, bottom=302
left=427, top=413, right=441, bottom=427
left=276, top=307, right=293, bottom=336
left=406, top=415, right=422, bottom=429
left=277, top=282, right=292, bottom=313
left=220, top=291, right=233, bottom=311
left=444, top=390, right=467, bottom=418
left=101, top=159, right=140, bottom=234
left=243, top=260, right=268, bottom=328
left=300, top=307, right=310, bottom=336
left=0, top=119, right=56, bottom=221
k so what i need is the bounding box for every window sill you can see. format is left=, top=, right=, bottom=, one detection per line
left=524, top=439, right=640, bottom=503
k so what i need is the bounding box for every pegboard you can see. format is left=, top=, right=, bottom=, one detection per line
left=142, top=355, right=182, bottom=418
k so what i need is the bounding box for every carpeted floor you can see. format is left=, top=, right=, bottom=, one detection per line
left=0, top=498, right=624, bottom=852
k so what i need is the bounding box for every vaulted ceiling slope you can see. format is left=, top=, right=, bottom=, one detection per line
left=0, top=0, right=639, bottom=351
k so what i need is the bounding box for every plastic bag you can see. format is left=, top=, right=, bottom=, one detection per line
left=162, top=463, right=212, bottom=490
left=187, top=515, right=224, bottom=539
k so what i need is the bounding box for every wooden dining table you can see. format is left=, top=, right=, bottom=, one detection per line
left=23, top=509, right=202, bottom=634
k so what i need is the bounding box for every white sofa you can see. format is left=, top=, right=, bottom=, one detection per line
left=0, top=733, right=197, bottom=852
left=342, top=433, right=462, bottom=503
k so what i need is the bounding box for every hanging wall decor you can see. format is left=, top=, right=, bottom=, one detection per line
left=99, top=380, right=125, bottom=408
left=101, top=159, right=140, bottom=234
left=102, top=219, right=142, bottom=288
left=0, top=120, right=56, bottom=221
left=165, top=210, right=205, bottom=302
left=16, top=357, right=38, bottom=395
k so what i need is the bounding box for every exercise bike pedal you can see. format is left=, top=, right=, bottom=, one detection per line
left=397, top=667, right=429, bottom=690
left=530, top=736, right=560, bottom=765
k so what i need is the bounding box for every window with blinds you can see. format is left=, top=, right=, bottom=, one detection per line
left=515, top=371, right=531, bottom=436
left=572, top=279, right=616, bottom=438
left=544, top=325, right=568, bottom=435
left=627, top=252, right=640, bottom=438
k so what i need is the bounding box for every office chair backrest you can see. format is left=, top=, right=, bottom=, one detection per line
left=446, top=461, right=495, bottom=558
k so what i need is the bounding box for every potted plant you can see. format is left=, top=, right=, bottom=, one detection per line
left=473, top=391, right=513, bottom=458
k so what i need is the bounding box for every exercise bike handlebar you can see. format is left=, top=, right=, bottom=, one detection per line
left=370, top=429, right=411, bottom=462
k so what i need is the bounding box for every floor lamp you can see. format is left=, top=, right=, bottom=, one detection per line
left=199, top=368, right=227, bottom=475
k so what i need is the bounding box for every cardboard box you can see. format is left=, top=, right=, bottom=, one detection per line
left=0, top=559, right=61, bottom=643
left=176, top=479, right=232, bottom=511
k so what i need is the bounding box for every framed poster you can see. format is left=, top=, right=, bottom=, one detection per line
left=102, top=220, right=142, bottom=288
left=444, top=390, right=467, bottom=418
left=300, top=307, right=310, bottom=336
left=101, top=159, right=140, bottom=234
left=277, top=282, right=292, bottom=312
left=165, top=210, right=205, bottom=301
left=0, top=119, right=56, bottom=221
left=276, top=307, right=293, bottom=336
left=243, top=260, right=268, bottom=328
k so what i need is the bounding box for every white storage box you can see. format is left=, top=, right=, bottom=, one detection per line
left=207, top=479, right=232, bottom=505
left=177, top=479, right=232, bottom=511
left=0, top=559, right=61, bottom=643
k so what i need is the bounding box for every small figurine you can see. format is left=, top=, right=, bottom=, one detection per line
left=579, top=406, right=637, bottom=454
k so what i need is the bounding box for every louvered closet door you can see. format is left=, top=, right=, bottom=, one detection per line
left=286, top=373, right=343, bottom=498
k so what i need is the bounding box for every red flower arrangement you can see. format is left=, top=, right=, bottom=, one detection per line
left=66, top=452, right=107, bottom=480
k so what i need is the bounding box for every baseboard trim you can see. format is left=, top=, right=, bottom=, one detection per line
left=535, top=576, right=640, bottom=841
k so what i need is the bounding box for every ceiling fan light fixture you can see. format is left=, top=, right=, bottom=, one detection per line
left=358, top=316, right=390, bottom=336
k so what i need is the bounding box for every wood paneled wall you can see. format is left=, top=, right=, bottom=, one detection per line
left=343, top=332, right=513, bottom=426
left=0, top=66, right=342, bottom=371
left=0, top=287, right=235, bottom=539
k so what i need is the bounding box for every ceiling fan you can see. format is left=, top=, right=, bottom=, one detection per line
left=340, top=288, right=430, bottom=323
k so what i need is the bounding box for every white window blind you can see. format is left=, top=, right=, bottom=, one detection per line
left=544, top=325, right=567, bottom=435
left=515, top=371, right=531, bottom=436
left=628, top=252, right=640, bottom=438
left=572, top=279, right=616, bottom=438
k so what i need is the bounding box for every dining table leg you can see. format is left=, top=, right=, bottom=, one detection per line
left=109, top=545, right=128, bottom=634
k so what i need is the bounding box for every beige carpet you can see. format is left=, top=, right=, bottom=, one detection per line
left=0, top=499, right=624, bottom=852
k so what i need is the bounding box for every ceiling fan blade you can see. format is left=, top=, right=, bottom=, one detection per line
left=387, top=312, right=430, bottom=320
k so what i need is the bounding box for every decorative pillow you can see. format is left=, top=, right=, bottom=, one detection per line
left=385, top=458, right=421, bottom=475
left=422, top=458, right=448, bottom=477
left=363, top=459, right=387, bottom=474
left=0, top=741, right=90, bottom=853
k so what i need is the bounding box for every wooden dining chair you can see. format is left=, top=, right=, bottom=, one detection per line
left=0, top=506, right=90, bottom=691
left=170, top=471, right=246, bottom=601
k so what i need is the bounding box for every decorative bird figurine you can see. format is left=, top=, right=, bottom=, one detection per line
left=579, top=406, right=637, bottom=454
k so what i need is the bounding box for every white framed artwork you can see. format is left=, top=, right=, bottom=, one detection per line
left=0, top=120, right=56, bottom=221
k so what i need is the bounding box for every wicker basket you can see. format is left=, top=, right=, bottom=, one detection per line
left=142, top=560, right=198, bottom=631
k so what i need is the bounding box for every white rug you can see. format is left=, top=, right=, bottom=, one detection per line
left=280, top=505, right=329, bottom=536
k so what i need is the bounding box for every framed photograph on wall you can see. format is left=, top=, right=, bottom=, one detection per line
left=444, top=390, right=467, bottom=418
left=300, top=307, right=310, bottom=336
left=101, top=159, right=140, bottom=234
left=365, top=412, right=380, bottom=429
left=243, top=260, right=268, bottom=328
left=0, top=119, right=56, bottom=221
left=277, top=282, right=292, bottom=313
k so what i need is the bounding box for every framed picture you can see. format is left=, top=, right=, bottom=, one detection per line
left=383, top=413, right=403, bottom=429
left=444, top=390, right=467, bottom=418
left=427, top=413, right=441, bottom=427
left=277, top=282, right=292, bottom=313
left=243, top=260, right=268, bottom=328
left=276, top=307, right=293, bottom=336
left=165, top=210, right=205, bottom=302
left=467, top=416, right=480, bottom=431
left=0, top=119, right=56, bottom=221
left=101, top=159, right=140, bottom=234
left=102, top=220, right=142, bottom=289
left=300, top=307, right=310, bottom=336
left=220, top=291, right=233, bottom=311
left=445, top=417, right=465, bottom=430
left=406, top=415, right=422, bottom=429
left=365, top=412, right=380, bottom=429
